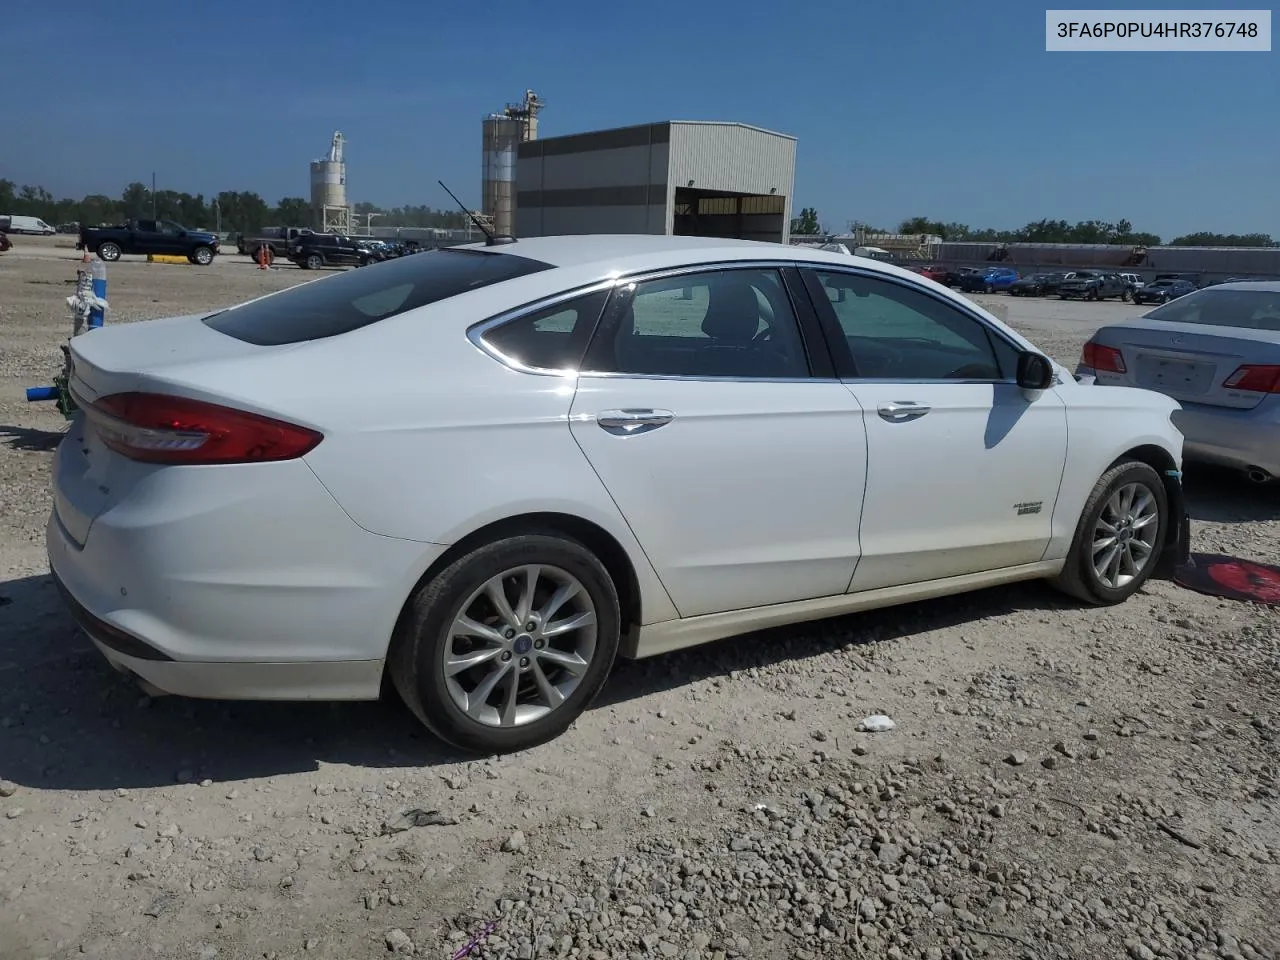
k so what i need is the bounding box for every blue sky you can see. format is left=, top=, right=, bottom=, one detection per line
left=2, top=0, right=1275, bottom=240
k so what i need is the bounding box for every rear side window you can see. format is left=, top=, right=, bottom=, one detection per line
left=480, top=289, right=611, bottom=371
left=203, top=248, right=554, bottom=345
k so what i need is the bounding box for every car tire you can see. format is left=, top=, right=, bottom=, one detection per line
left=389, top=533, right=621, bottom=754
left=1051, top=460, right=1169, bottom=606
left=97, top=242, right=121, bottom=261
left=305, top=254, right=323, bottom=270
left=192, top=246, right=215, bottom=266
left=1122, top=289, right=1131, bottom=302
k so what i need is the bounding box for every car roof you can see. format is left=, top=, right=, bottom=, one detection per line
left=452, top=234, right=911, bottom=275
left=1208, top=279, right=1280, bottom=292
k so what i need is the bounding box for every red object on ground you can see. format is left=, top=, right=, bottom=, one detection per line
left=1173, top=553, right=1280, bottom=605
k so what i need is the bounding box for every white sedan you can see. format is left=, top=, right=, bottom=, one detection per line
left=47, top=235, right=1190, bottom=754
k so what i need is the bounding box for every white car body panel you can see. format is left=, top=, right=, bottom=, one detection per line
left=843, top=381, right=1068, bottom=590
left=45, top=234, right=1186, bottom=705
left=569, top=376, right=867, bottom=618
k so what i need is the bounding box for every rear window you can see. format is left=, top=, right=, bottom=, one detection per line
left=203, top=248, right=554, bottom=345
left=1147, top=288, right=1280, bottom=332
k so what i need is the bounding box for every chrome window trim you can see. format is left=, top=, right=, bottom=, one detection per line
left=466, top=278, right=621, bottom=378
left=469, top=259, right=829, bottom=382
left=466, top=255, right=1056, bottom=389
left=797, top=261, right=1043, bottom=387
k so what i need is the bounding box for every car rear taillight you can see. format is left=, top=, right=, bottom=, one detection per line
left=1222, top=365, right=1280, bottom=394
left=1081, top=341, right=1126, bottom=374
left=89, top=392, right=322, bottom=465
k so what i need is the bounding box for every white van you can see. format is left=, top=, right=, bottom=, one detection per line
left=0, top=215, right=56, bottom=235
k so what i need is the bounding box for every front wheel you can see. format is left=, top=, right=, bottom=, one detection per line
left=97, top=242, right=122, bottom=261
left=305, top=253, right=323, bottom=270
left=191, top=245, right=214, bottom=265
left=1051, top=460, right=1168, bottom=605
left=389, top=534, right=621, bottom=754
left=1122, top=289, right=1132, bottom=302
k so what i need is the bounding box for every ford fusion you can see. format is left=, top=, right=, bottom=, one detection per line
left=49, top=235, right=1189, bottom=754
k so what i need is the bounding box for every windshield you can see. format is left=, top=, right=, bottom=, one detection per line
left=1146, top=288, right=1280, bottom=332
left=203, top=247, right=554, bottom=345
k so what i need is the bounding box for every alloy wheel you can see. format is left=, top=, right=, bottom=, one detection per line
left=443, top=564, right=598, bottom=728
left=1091, top=482, right=1160, bottom=589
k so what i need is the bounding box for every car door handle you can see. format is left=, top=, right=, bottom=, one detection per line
left=877, top=401, right=932, bottom=422
left=596, top=408, right=675, bottom=435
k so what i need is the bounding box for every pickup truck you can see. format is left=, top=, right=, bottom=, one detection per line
left=1056, top=270, right=1127, bottom=301
left=237, top=226, right=313, bottom=259
left=78, top=218, right=220, bottom=264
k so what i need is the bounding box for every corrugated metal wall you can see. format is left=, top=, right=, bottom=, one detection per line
left=668, top=123, right=796, bottom=243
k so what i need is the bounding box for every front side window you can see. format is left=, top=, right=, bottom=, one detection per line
left=589, top=268, right=811, bottom=379
left=480, top=289, right=611, bottom=371
left=812, top=270, right=1010, bottom=380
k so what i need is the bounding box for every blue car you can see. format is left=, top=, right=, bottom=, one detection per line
left=959, top=267, right=1020, bottom=293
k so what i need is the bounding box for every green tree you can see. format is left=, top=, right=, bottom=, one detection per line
left=790, top=206, right=821, bottom=235
left=273, top=197, right=311, bottom=226
left=1169, top=231, right=1275, bottom=247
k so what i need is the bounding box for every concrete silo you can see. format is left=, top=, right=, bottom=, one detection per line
left=310, top=131, right=352, bottom=234
left=482, top=90, right=543, bottom=238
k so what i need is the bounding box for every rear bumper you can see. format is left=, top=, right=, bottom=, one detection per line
left=46, top=431, right=446, bottom=700
left=1172, top=401, right=1280, bottom=477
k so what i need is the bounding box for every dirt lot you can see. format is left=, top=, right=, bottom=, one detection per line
left=1, top=239, right=1278, bottom=960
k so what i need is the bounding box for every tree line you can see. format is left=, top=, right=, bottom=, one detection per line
left=790, top=208, right=1276, bottom=248
left=0, top=180, right=473, bottom=234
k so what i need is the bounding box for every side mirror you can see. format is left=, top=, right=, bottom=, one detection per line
left=1016, top=351, right=1054, bottom=391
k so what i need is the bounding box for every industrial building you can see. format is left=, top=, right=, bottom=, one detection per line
left=505, top=120, right=795, bottom=243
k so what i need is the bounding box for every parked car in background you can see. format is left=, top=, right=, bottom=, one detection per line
left=1132, top=278, right=1197, bottom=305
left=46, top=234, right=1189, bottom=754
left=0, top=214, right=56, bottom=235
left=959, top=267, right=1020, bottom=293
left=1009, top=273, right=1067, bottom=297
left=1077, top=280, right=1280, bottom=484
left=288, top=232, right=374, bottom=269
left=1118, top=273, right=1145, bottom=300
left=78, top=219, right=220, bottom=264
left=238, top=226, right=313, bottom=259
left=1058, top=271, right=1127, bottom=301
left=916, top=265, right=949, bottom=283
left=942, top=267, right=982, bottom=288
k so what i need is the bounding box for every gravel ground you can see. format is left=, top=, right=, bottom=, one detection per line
left=1, top=239, right=1278, bottom=960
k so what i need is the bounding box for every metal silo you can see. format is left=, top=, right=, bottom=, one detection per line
left=481, top=90, right=544, bottom=237
left=310, top=131, right=351, bottom=234
left=482, top=115, right=522, bottom=238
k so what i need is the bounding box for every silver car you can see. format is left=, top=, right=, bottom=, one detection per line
left=1076, top=280, right=1280, bottom=484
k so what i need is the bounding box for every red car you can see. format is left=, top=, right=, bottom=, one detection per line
left=916, top=264, right=948, bottom=283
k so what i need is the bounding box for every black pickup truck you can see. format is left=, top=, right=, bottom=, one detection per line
left=78, top=218, right=220, bottom=264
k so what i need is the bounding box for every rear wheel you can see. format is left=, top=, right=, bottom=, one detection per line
left=389, top=534, right=621, bottom=754
left=1052, top=461, right=1168, bottom=605
left=97, top=241, right=121, bottom=261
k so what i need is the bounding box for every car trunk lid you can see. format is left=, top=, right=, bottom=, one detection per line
left=1094, top=319, right=1280, bottom=410
left=56, top=313, right=302, bottom=546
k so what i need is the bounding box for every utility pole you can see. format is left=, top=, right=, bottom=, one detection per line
left=151, top=172, right=157, bottom=218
